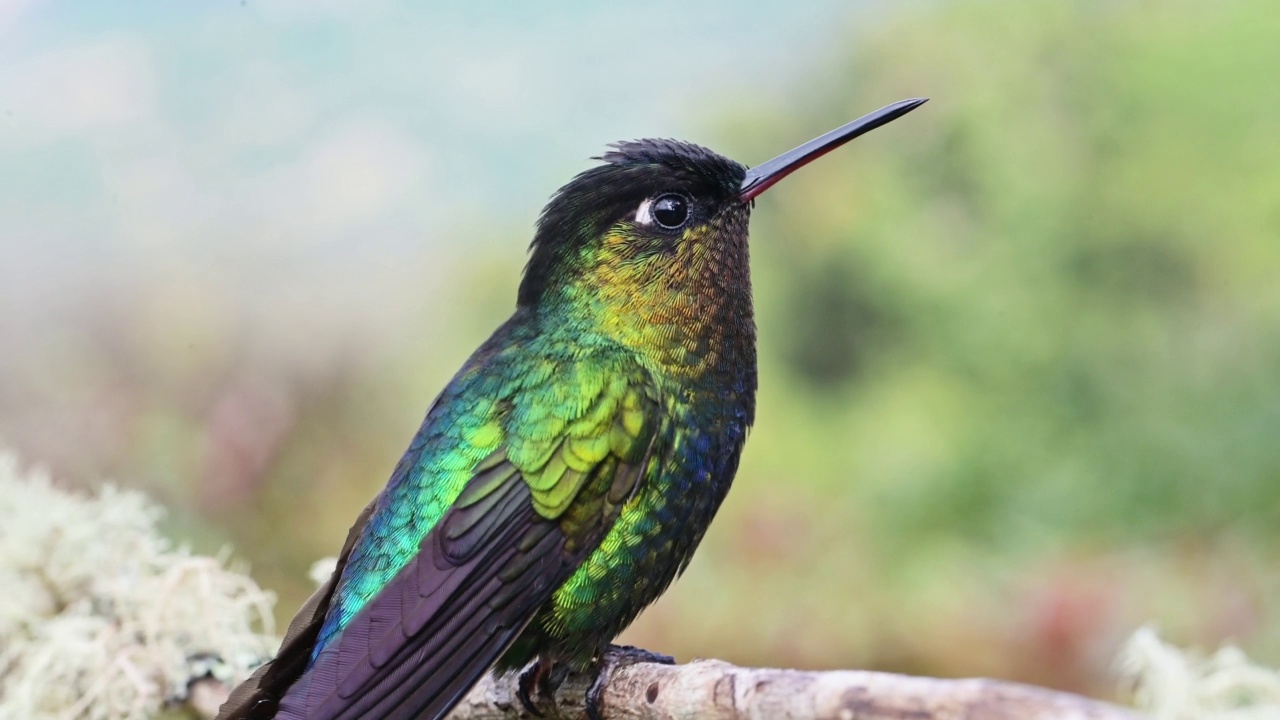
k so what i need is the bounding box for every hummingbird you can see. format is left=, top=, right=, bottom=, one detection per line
left=217, top=97, right=926, bottom=720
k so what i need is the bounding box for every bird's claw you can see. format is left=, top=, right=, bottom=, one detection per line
left=585, top=645, right=675, bottom=720
left=516, top=659, right=569, bottom=718
left=516, top=663, right=544, bottom=717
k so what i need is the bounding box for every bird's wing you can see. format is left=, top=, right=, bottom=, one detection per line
left=218, top=344, right=662, bottom=720
left=216, top=499, right=377, bottom=720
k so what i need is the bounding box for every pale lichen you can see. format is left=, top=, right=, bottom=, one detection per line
left=1118, top=626, right=1280, bottom=720
left=0, top=451, right=276, bottom=720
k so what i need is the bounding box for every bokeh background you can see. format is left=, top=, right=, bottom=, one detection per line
left=3, top=0, right=1277, bottom=701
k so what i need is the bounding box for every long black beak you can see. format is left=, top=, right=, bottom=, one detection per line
left=739, top=97, right=928, bottom=202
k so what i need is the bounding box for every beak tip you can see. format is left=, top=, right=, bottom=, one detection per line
left=896, top=97, right=930, bottom=114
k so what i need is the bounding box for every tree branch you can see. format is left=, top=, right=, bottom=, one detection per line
left=191, top=657, right=1142, bottom=720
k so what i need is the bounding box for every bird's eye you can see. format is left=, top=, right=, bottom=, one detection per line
left=650, top=193, right=689, bottom=229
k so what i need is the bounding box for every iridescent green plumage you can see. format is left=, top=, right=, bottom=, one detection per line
left=216, top=98, right=926, bottom=720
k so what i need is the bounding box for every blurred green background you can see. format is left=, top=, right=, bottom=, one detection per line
left=2, top=0, right=1277, bottom=701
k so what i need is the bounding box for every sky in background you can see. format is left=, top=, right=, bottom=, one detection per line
left=0, top=0, right=861, bottom=335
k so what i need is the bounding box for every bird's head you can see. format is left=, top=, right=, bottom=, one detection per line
left=517, top=98, right=927, bottom=369
left=517, top=137, right=748, bottom=309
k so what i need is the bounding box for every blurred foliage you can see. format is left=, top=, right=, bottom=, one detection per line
left=680, top=0, right=1280, bottom=692
left=9, top=0, right=1279, bottom=702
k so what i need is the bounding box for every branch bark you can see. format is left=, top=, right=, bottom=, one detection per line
left=190, top=657, right=1142, bottom=720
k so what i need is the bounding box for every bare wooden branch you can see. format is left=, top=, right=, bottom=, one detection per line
left=190, top=658, right=1143, bottom=720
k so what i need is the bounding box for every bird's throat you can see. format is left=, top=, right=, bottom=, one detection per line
left=548, top=231, right=756, bottom=387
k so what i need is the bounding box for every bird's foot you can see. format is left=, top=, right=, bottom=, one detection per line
left=585, top=645, right=675, bottom=720
left=516, top=658, right=568, bottom=718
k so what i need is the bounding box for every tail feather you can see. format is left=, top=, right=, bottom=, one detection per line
left=215, top=501, right=378, bottom=720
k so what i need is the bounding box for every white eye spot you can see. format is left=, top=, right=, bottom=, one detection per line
left=634, top=198, right=654, bottom=226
